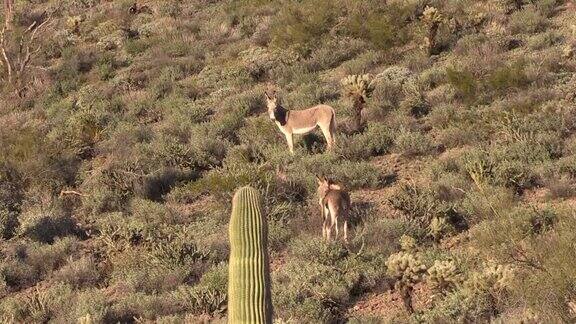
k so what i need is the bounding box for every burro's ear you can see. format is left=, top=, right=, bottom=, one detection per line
left=264, top=92, right=271, bottom=101
left=315, top=175, right=323, bottom=184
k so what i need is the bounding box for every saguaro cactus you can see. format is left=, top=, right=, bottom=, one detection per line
left=228, top=186, right=273, bottom=323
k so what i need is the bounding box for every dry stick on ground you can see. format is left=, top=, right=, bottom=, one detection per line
left=0, top=16, right=52, bottom=96
left=3, top=0, right=14, bottom=30
left=59, top=190, right=88, bottom=198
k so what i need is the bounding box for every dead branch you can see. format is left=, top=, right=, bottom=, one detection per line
left=59, top=190, right=88, bottom=198
left=0, top=16, right=52, bottom=97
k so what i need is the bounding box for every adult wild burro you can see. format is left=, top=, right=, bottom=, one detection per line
left=228, top=186, right=273, bottom=323
left=265, top=91, right=337, bottom=154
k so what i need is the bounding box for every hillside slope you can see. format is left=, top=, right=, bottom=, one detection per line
left=1, top=0, right=576, bottom=322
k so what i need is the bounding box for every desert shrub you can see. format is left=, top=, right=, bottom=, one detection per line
left=305, top=38, right=367, bottom=72
left=345, top=1, right=414, bottom=50
left=488, top=60, right=530, bottom=93
left=336, top=123, right=394, bottom=160
left=150, top=65, right=185, bottom=99
left=527, top=30, right=562, bottom=50
left=489, top=139, right=552, bottom=192
left=446, top=67, right=477, bottom=103
left=17, top=208, right=80, bottom=244
left=175, top=162, right=271, bottom=202
left=125, top=38, right=153, bottom=56
left=171, top=263, right=227, bottom=316
left=508, top=5, right=547, bottom=34
left=52, top=257, right=101, bottom=288
left=129, top=198, right=176, bottom=224
left=0, top=283, right=74, bottom=323
left=273, top=258, right=359, bottom=323
left=389, top=182, right=438, bottom=226
left=292, top=153, right=384, bottom=190
left=61, top=288, right=110, bottom=323
left=96, top=53, right=117, bottom=81
left=160, top=94, right=211, bottom=127
left=509, top=212, right=576, bottom=322
left=289, top=236, right=348, bottom=266
left=393, top=127, right=434, bottom=156
left=237, top=116, right=283, bottom=152
left=0, top=237, right=79, bottom=290
left=107, top=292, right=179, bottom=321
left=0, top=163, right=24, bottom=239
left=270, top=0, right=340, bottom=55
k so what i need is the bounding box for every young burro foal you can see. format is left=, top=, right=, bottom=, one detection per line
left=265, top=92, right=337, bottom=154
left=316, top=176, right=351, bottom=242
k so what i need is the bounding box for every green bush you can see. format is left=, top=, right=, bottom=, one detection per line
left=337, top=123, right=394, bottom=160
left=508, top=5, right=547, bottom=34
left=488, top=60, right=530, bottom=92
left=270, top=0, right=340, bottom=54
left=394, top=128, right=434, bottom=156
left=446, top=67, right=477, bottom=103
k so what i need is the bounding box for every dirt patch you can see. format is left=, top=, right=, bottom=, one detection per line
left=348, top=282, right=433, bottom=320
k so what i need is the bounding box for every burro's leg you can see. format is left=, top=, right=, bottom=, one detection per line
left=285, top=133, right=294, bottom=154
left=319, top=123, right=333, bottom=150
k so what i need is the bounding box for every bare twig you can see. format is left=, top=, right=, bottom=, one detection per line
left=0, top=15, right=52, bottom=96
left=59, top=190, right=88, bottom=198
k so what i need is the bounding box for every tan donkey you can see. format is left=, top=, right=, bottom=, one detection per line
left=265, top=92, right=337, bottom=154
left=316, top=176, right=351, bottom=242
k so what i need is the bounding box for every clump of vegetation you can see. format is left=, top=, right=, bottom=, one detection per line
left=426, top=260, right=462, bottom=297
left=421, top=6, right=444, bottom=56
left=385, top=251, right=427, bottom=313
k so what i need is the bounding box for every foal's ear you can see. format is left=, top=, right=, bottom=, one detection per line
left=264, top=92, right=271, bottom=101
left=315, top=175, right=324, bottom=185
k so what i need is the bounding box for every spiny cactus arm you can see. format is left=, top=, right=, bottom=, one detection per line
left=228, top=186, right=273, bottom=324
left=341, top=74, right=376, bottom=100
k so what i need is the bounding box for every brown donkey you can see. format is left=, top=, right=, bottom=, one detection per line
left=316, top=176, right=351, bottom=242
left=265, top=92, right=337, bottom=154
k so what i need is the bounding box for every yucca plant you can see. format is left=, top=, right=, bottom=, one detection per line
left=341, top=74, right=376, bottom=131
left=228, top=186, right=273, bottom=323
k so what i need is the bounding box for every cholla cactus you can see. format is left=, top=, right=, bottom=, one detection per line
left=568, top=300, right=576, bottom=319
left=77, top=314, right=93, bottom=324
left=428, top=217, right=450, bottom=242
left=421, top=6, right=444, bottom=56
left=426, top=260, right=462, bottom=296
left=386, top=251, right=427, bottom=313
left=466, top=263, right=514, bottom=295
left=422, top=6, right=443, bottom=26
left=341, top=74, right=376, bottom=131
left=67, top=16, right=84, bottom=33
left=399, top=234, right=418, bottom=252
left=341, top=74, right=376, bottom=101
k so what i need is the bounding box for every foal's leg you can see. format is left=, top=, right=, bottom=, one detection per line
left=323, top=206, right=331, bottom=241
left=343, top=220, right=348, bottom=243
